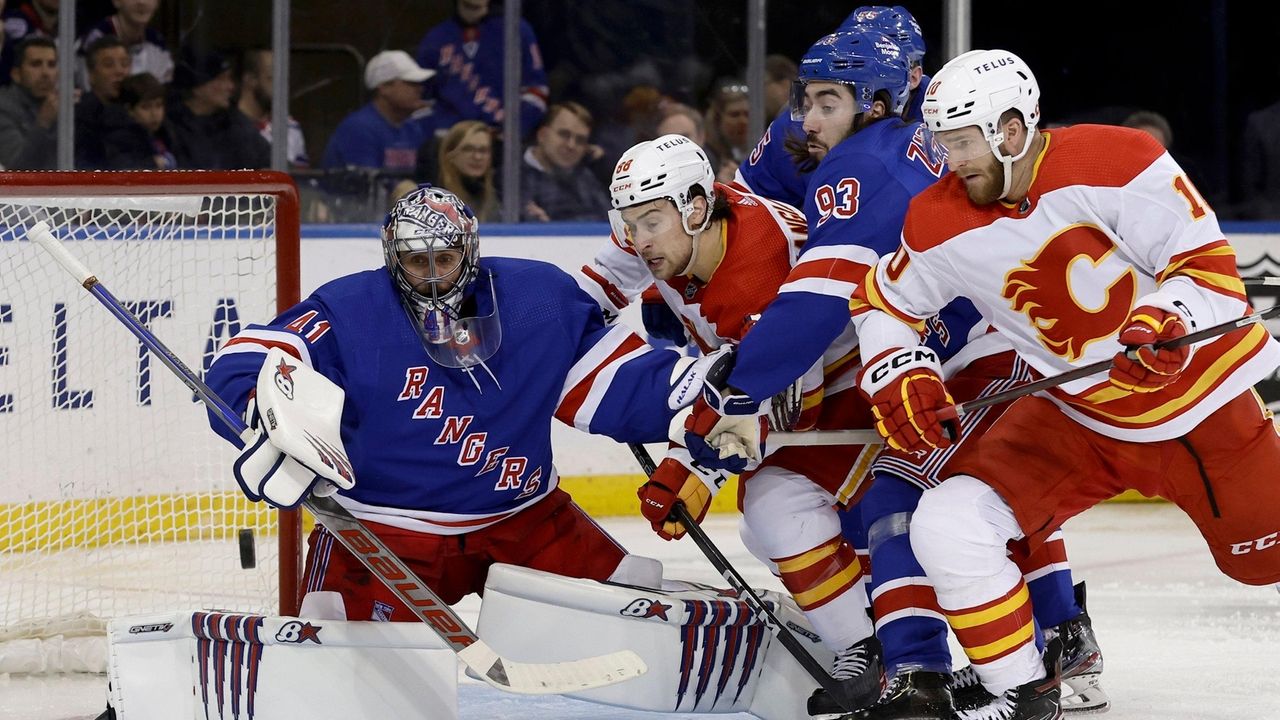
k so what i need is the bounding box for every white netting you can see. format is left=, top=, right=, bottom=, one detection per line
left=0, top=185, right=293, bottom=672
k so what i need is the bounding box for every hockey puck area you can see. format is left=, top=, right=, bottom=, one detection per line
left=238, top=528, right=257, bottom=569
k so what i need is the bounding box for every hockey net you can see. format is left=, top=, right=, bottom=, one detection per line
left=0, top=171, right=302, bottom=673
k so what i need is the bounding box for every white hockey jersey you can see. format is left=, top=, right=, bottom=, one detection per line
left=852, top=125, right=1280, bottom=441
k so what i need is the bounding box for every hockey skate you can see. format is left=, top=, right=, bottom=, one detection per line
left=1053, top=583, right=1108, bottom=714
left=836, top=670, right=954, bottom=719
left=806, top=635, right=884, bottom=716
left=953, top=635, right=1063, bottom=720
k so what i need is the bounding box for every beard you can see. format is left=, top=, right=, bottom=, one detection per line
left=963, top=162, right=1005, bottom=205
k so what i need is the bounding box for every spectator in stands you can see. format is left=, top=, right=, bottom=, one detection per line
left=764, top=54, right=797, bottom=119
left=75, top=36, right=131, bottom=168
left=81, top=0, right=173, bottom=83
left=237, top=48, right=308, bottom=167
left=435, top=119, right=499, bottom=221
left=1238, top=98, right=1280, bottom=219
left=416, top=0, right=548, bottom=140
left=323, top=50, right=436, bottom=172
left=1, top=0, right=56, bottom=82
left=167, top=47, right=269, bottom=169
left=103, top=71, right=174, bottom=169
left=521, top=101, right=610, bottom=222
left=1122, top=110, right=1173, bottom=148
left=0, top=36, right=57, bottom=169
left=703, top=79, right=750, bottom=183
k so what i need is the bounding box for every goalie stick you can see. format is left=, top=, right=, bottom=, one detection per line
left=627, top=442, right=863, bottom=713
left=938, top=302, right=1280, bottom=422
left=31, top=220, right=646, bottom=695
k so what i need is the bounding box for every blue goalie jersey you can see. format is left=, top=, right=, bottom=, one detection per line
left=206, top=257, right=678, bottom=535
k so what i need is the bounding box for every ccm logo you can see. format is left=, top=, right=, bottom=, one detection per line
left=870, top=349, right=935, bottom=384
left=1230, top=531, right=1278, bottom=555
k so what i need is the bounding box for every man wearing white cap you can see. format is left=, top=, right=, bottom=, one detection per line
left=322, top=49, right=437, bottom=171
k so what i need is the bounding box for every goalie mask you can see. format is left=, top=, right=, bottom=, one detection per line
left=382, top=185, right=501, bottom=368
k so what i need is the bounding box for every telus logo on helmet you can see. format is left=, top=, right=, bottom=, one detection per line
left=972, top=56, right=1018, bottom=74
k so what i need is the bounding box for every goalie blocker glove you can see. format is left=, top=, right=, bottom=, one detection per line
left=858, top=346, right=956, bottom=454
left=637, top=447, right=731, bottom=540
left=233, top=348, right=356, bottom=509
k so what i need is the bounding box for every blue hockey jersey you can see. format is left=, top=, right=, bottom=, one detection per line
left=729, top=118, right=983, bottom=402
left=416, top=15, right=549, bottom=139
left=206, top=257, right=678, bottom=534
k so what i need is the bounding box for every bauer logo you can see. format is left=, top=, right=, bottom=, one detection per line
left=275, top=620, right=323, bottom=644
left=128, top=622, right=174, bottom=634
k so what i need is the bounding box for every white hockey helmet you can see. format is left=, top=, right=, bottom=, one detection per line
left=922, top=49, right=1040, bottom=197
left=922, top=49, right=1039, bottom=144
left=610, top=134, right=716, bottom=236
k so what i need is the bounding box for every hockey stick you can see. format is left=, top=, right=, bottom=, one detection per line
left=1244, top=276, right=1280, bottom=287
left=938, top=302, right=1280, bottom=421
left=31, top=221, right=646, bottom=695
left=627, top=442, right=861, bottom=712
left=770, top=429, right=882, bottom=446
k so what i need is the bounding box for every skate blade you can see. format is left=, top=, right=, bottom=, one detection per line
left=1061, top=673, right=1110, bottom=714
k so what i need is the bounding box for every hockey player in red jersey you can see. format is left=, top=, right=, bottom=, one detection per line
left=606, top=134, right=886, bottom=709
left=849, top=49, right=1280, bottom=720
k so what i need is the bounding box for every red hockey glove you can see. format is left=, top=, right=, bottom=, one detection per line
left=637, top=448, right=729, bottom=540
left=858, top=347, right=956, bottom=454
left=1109, top=304, right=1191, bottom=393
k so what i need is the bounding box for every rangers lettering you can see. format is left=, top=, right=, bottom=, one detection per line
left=494, top=456, right=528, bottom=490
left=398, top=366, right=430, bottom=400
left=413, top=386, right=445, bottom=419
left=435, top=415, right=474, bottom=444
left=458, top=432, right=487, bottom=465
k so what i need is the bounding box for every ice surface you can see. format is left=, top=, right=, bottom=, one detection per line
left=4, top=504, right=1278, bottom=720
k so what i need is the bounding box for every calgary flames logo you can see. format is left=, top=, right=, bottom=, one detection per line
left=1002, top=224, right=1137, bottom=361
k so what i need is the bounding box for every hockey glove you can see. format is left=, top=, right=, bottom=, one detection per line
left=638, top=447, right=730, bottom=540
left=858, top=346, right=956, bottom=454
left=233, top=348, right=356, bottom=509
left=1109, top=295, right=1193, bottom=393
left=641, top=285, right=688, bottom=344
left=235, top=397, right=334, bottom=509
left=682, top=347, right=769, bottom=473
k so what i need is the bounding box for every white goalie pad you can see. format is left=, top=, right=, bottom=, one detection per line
left=105, top=610, right=457, bottom=720
left=477, top=563, right=832, bottom=720
left=255, top=347, right=355, bottom=489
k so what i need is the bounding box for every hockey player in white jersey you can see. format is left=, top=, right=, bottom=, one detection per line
left=205, top=185, right=717, bottom=620
left=849, top=49, right=1280, bottom=720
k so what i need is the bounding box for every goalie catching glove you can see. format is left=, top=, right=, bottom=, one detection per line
left=858, top=346, right=956, bottom=454
left=1109, top=292, right=1195, bottom=393
left=638, top=447, right=730, bottom=540
left=233, top=347, right=356, bottom=509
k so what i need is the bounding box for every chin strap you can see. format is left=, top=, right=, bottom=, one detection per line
left=677, top=206, right=714, bottom=278
left=994, top=129, right=1038, bottom=200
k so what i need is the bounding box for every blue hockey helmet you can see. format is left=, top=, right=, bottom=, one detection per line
left=840, top=6, right=926, bottom=68
left=792, top=29, right=911, bottom=120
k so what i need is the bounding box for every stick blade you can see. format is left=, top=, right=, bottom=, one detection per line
left=458, top=641, right=647, bottom=694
